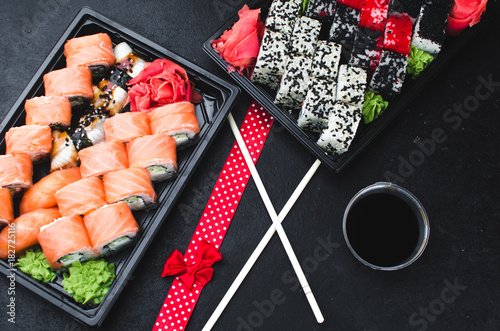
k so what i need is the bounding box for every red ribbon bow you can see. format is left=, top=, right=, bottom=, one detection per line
left=161, top=240, right=222, bottom=290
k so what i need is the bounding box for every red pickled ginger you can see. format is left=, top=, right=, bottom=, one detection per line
left=127, top=59, right=201, bottom=113
left=446, top=0, right=488, bottom=36
left=211, top=5, right=264, bottom=77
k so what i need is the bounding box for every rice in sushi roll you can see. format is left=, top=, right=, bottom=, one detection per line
left=336, top=64, right=368, bottom=107
left=297, top=79, right=337, bottom=133
left=265, top=0, right=302, bottom=35
left=274, top=55, right=313, bottom=110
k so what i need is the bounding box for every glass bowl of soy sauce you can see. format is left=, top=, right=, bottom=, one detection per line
left=343, top=182, right=430, bottom=271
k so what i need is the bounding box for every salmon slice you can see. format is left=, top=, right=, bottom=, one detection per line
left=0, top=188, right=14, bottom=225
left=19, top=167, right=81, bottom=215
left=64, top=33, right=115, bottom=69
left=0, top=208, right=61, bottom=259
left=78, top=141, right=129, bottom=178
left=126, top=134, right=178, bottom=181
left=0, top=154, right=33, bottom=193
left=103, top=111, right=151, bottom=143
left=37, top=215, right=95, bottom=269
left=55, top=177, right=107, bottom=217
left=149, top=102, right=200, bottom=144
left=25, top=96, right=72, bottom=128
left=83, top=202, right=139, bottom=255
left=43, top=66, right=93, bottom=103
left=102, top=167, right=156, bottom=210
left=5, top=125, right=52, bottom=163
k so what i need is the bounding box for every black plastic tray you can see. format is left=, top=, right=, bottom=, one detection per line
left=204, top=0, right=499, bottom=172
left=0, top=7, right=239, bottom=327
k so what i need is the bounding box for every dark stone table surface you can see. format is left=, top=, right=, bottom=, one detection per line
left=1, top=1, right=499, bottom=330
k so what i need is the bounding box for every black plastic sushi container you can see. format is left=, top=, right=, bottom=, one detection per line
left=0, top=7, right=239, bottom=327
left=203, top=0, right=499, bottom=172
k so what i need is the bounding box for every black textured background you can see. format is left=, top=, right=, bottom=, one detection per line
left=1, top=1, right=500, bottom=330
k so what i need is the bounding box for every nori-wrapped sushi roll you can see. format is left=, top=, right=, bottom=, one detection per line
left=411, top=3, right=451, bottom=55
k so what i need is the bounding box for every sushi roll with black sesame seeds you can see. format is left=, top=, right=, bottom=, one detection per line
left=305, top=0, right=337, bottom=23
left=50, top=130, right=79, bottom=173
left=70, top=112, right=107, bottom=151
left=411, top=3, right=451, bottom=55
left=369, top=50, right=408, bottom=100
left=389, top=0, right=425, bottom=21
left=329, top=3, right=360, bottom=51
left=91, top=80, right=128, bottom=116
left=252, top=29, right=290, bottom=88
left=348, top=27, right=383, bottom=72
left=317, top=102, right=362, bottom=154
left=289, top=16, right=322, bottom=57
left=310, top=41, right=342, bottom=81
left=297, top=79, right=337, bottom=132
left=336, top=65, right=368, bottom=107
left=274, top=55, right=313, bottom=110
left=265, top=0, right=302, bottom=34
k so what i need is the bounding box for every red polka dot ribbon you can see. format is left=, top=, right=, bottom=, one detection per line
left=153, top=102, right=274, bottom=331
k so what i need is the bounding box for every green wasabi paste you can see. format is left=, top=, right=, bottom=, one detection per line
left=407, top=46, right=434, bottom=79
left=62, top=259, right=116, bottom=305
left=15, top=248, right=56, bottom=283
left=362, top=92, right=389, bottom=124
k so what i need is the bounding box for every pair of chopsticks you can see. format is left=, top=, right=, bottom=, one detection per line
left=202, top=113, right=324, bottom=330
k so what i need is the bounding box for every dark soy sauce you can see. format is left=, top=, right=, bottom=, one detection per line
left=345, top=192, right=420, bottom=268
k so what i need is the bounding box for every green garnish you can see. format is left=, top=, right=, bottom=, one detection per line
left=62, top=259, right=116, bottom=305
left=300, top=0, right=310, bottom=15
left=362, top=91, right=389, bottom=124
left=15, top=248, right=56, bottom=283
left=407, top=46, right=434, bottom=79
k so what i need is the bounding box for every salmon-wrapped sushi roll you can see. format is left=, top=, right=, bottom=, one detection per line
left=0, top=188, right=14, bottom=226
left=55, top=177, right=107, bottom=217
left=24, top=96, right=72, bottom=129
left=20, top=167, right=81, bottom=215
left=84, top=202, right=139, bottom=256
left=64, top=33, right=115, bottom=80
left=0, top=208, right=61, bottom=259
left=102, top=168, right=156, bottom=210
left=0, top=154, right=33, bottom=194
left=78, top=141, right=128, bottom=178
left=149, top=102, right=200, bottom=147
left=103, top=111, right=151, bottom=143
left=127, top=134, right=178, bottom=181
left=44, top=66, right=93, bottom=107
left=6, top=125, right=52, bottom=163
left=38, top=215, right=95, bottom=269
